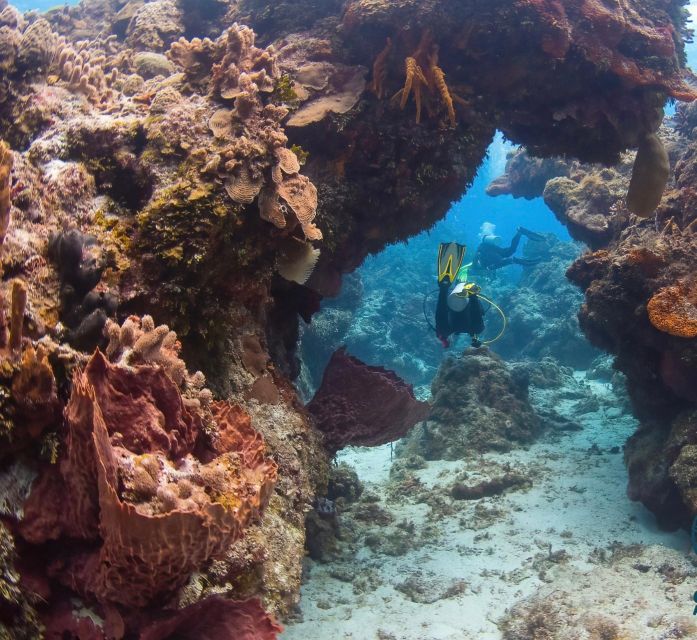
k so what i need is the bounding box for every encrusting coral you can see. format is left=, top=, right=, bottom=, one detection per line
left=647, top=281, right=697, bottom=339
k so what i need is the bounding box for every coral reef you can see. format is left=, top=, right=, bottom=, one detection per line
left=400, top=348, right=541, bottom=460
left=301, top=234, right=601, bottom=399
left=567, top=226, right=697, bottom=528
left=488, top=124, right=687, bottom=248
left=307, top=347, right=430, bottom=454
left=487, top=112, right=697, bottom=529
left=0, top=0, right=694, bottom=633
left=341, top=0, right=694, bottom=160
left=494, top=235, right=600, bottom=368
left=486, top=147, right=571, bottom=200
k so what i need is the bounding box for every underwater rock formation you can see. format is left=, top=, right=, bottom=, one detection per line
left=488, top=125, right=687, bottom=248
left=401, top=348, right=541, bottom=460
left=568, top=228, right=697, bottom=529
left=0, top=0, right=695, bottom=633
left=486, top=147, right=572, bottom=200
left=307, top=347, right=430, bottom=454
left=494, top=235, right=600, bottom=369
left=490, top=119, right=697, bottom=528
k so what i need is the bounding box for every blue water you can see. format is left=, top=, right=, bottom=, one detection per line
left=424, top=132, right=571, bottom=248
left=13, top=0, right=76, bottom=10
left=354, top=132, right=570, bottom=300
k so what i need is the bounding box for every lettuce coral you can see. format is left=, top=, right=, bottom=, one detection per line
left=168, top=24, right=322, bottom=240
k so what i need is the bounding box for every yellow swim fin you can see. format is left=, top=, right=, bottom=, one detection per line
left=437, top=242, right=466, bottom=283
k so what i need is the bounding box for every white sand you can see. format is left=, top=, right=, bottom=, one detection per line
left=283, top=375, right=694, bottom=639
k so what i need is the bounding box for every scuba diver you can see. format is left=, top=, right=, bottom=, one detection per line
left=472, top=226, right=545, bottom=272
left=431, top=242, right=505, bottom=348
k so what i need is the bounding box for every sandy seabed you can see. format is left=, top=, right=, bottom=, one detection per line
left=284, top=375, right=697, bottom=639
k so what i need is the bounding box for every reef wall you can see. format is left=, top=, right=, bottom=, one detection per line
left=0, top=0, right=694, bottom=636
left=489, top=111, right=697, bottom=529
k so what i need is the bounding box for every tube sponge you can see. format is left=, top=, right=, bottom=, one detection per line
left=626, top=133, right=670, bottom=217
left=0, top=140, right=11, bottom=249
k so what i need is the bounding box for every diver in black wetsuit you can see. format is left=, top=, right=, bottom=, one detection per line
left=473, top=227, right=545, bottom=272
left=435, top=275, right=485, bottom=348
left=434, top=242, right=486, bottom=348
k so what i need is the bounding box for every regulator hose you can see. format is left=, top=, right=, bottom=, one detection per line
left=422, top=289, right=507, bottom=344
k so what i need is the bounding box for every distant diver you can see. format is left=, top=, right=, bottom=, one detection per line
left=472, top=225, right=545, bottom=272
left=428, top=242, right=506, bottom=348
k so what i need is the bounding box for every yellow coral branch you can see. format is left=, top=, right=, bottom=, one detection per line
left=396, top=57, right=428, bottom=120
left=427, top=47, right=456, bottom=127
left=370, top=37, right=392, bottom=99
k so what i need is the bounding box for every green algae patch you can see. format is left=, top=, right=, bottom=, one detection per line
left=136, top=179, right=240, bottom=270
